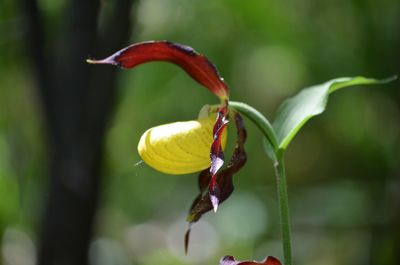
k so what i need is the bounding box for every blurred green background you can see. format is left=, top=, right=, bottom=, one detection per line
left=1, top=0, right=399, bottom=265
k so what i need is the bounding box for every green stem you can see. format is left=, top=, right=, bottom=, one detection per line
left=274, top=158, right=292, bottom=265
left=230, top=101, right=292, bottom=265
left=229, top=101, right=278, bottom=150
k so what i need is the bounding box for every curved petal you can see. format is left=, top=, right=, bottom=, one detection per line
left=87, top=40, right=229, bottom=99
left=137, top=114, right=228, bottom=175
left=209, top=105, right=229, bottom=211
left=210, top=107, right=229, bottom=176
left=185, top=112, right=247, bottom=253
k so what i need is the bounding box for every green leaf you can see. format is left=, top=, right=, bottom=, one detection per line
left=272, top=76, right=397, bottom=157
left=262, top=137, right=277, bottom=163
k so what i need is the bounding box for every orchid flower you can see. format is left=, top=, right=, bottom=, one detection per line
left=87, top=41, right=247, bottom=250
left=87, top=40, right=395, bottom=265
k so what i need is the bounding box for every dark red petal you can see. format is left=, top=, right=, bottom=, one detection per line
left=210, top=109, right=246, bottom=211
left=185, top=112, right=247, bottom=252
left=87, top=40, right=229, bottom=99
left=209, top=106, right=229, bottom=211
left=210, top=107, right=229, bottom=176
left=220, top=255, right=282, bottom=265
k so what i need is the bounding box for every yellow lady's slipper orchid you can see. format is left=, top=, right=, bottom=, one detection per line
left=87, top=41, right=247, bottom=251
left=138, top=113, right=227, bottom=175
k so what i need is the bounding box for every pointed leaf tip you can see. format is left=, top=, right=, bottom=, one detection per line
left=379, top=75, right=398, bottom=84
left=273, top=75, right=396, bottom=153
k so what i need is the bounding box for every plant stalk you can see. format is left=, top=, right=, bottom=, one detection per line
left=230, top=101, right=292, bottom=265
left=229, top=101, right=278, bottom=150
left=274, top=158, right=292, bottom=265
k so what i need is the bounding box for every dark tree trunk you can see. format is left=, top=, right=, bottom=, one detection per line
left=21, top=0, right=135, bottom=264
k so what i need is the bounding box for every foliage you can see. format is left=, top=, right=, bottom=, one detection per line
left=1, top=0, right=399, bottom=265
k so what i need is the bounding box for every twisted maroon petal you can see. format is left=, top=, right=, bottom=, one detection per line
left=220, top=255, right=282, bottom=265
left=87, top=40, right=229, bottom=99
left=209, top=106, right=229, bottom=211
left=185, top=112, right=247, bottom=253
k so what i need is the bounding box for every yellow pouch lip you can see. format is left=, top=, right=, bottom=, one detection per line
left=138, top=114, right=227, bottom=175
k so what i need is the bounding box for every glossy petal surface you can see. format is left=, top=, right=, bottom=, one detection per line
left=138, top=115, right=227, bottom=175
